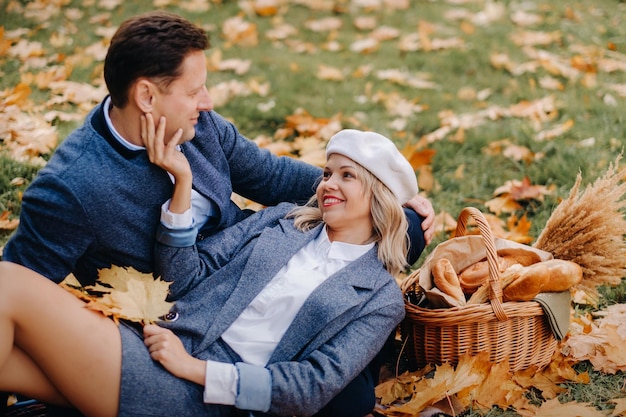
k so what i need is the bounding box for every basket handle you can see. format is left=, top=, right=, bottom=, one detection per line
left=455, top=207, right=508, bottom=321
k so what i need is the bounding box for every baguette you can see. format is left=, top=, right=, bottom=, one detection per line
left=457, top=261, right=489, bottom=294
left=502, top=262, right=549, bottom=302
left=458, top=250, right=542, bottom=294
left=540, top=259, right=583, bottom=291
left=432, top=258, right=466, bottom=305
left=467, top=263, right=524, bottom=304
left=502, top=259, right=582, bottom=302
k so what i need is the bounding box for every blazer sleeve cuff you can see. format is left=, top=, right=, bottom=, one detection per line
left=155, top=222, right=198, bottom=248
left=234, top=362, right=271, bottom=412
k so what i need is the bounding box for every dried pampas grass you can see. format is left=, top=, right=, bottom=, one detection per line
left=533, top=155, right=626, bottom=297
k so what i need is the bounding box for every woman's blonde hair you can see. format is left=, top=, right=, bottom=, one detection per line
left=288, top=164, right=409, bottom=276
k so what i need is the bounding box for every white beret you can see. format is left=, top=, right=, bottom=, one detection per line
left=326, top=129, right=419, bottom=204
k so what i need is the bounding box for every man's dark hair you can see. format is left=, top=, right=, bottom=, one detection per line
left=104, top=11, right=210, bottom=108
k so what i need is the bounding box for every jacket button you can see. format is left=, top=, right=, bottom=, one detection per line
left=163, top=311, right=179, bottom=322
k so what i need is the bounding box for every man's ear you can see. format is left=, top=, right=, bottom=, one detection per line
left=134, top=79, right=155, bottom=113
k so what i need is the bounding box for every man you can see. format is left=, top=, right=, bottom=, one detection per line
left=2, top=10, right=435, bottom=416
left=3, top=12, right=319, bottom=285
left=4, top=11, right=433, bottom=286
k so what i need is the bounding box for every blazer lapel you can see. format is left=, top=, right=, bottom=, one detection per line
left=268, top=248, right=384, bottom=363
left=192, top=221, right=322, bottom=355
left=182, top=142, right=231, bottom=202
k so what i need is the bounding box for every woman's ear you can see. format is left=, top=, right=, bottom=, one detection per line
left=134, top=79, right=155, bottom=113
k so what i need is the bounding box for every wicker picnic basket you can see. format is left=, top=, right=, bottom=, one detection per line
left=400, top=207, right=559, bottom=372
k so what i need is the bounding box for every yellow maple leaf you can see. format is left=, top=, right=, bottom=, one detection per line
left=85, top=295, right=122, bottom=325
left=252, top=0, right=281, bottom=16
left=485, top=194, right=523, bottom=215
left=222, top=16, right=258, bottom=47
left=417, top=165, right=435, bottom=193
left=374, top=347, right=590, bottom=416
left=103, top=276, right=172, bottom=324
left=386, top=354, right=486, bottom=414
left=350, top=37, right=380, bottom=54
left=0, top=210, right=19, bottom=230
left=564, top=304, right=626, bottom=374
left=98, top=266, right=173, bottom=324
left=450, top=352, right=492, bottom=393
left=375, top=370, right=426, bottom=406
left=316, top=64, right=345, bottom=81
left=2, top=82, right=31, bottom=106
left=433, top=210, right=457, bottom=235
left=493, top=177, right=553, bottom=202
left=513, top=366, right=567, bottom=400
left=535, top=119, right=575, bottom=141
left=401, top=145, right=435, bottom=170
left=610, top=398, right=626, bottom=416
left=0, top=27, right=12, bottom=57
left=283, top=108, right=332, bottom=137
left=387, top=378, right=450, bottom=414
left=61, top=266, right=173, bottom=325
left=503, top=213, right=534, bottom=244
left=462, top=360, right=522, bottom=410
left=597, top=325, right=626, bottom=373
left=534, top=398, right=605, bottom=417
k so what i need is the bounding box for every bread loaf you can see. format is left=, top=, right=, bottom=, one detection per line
left=502, top=262, right=550, bottom=302
left=540, top=259, right=583, bottom=292
left=458, top=249, right=542, bottom=294
left=467, top=264, right=523, bottom=304
left=496, top=248, right=543, bottom=267
left=457, top=261, right=489, bottom=294
left=432, top=258, right=466, bottom=305
left=502, top=259, right=582, bottom=302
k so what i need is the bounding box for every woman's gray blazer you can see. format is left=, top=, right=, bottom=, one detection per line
left=117, top=203, right=405, bottom=417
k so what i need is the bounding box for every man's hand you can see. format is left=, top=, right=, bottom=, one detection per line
left=142, top=113, right=192, bottom=214
left=404, top=194, right=435, bottom=244
left=141, top=113, right=189, bottom=180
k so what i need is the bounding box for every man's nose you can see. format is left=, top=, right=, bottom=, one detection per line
left=198, top=86, right=213, bottom=111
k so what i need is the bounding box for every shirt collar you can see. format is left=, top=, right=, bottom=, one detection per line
left=315, top=226, right=375, bottom=262
left=103, top=96, right=145, bottom=151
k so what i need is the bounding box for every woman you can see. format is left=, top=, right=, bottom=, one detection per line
left=0, top=127, right=420, bottom=417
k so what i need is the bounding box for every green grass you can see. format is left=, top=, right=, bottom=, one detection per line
left=0, top=154, right=42, bottom=244
left=2, top=0, right=626, bottom=414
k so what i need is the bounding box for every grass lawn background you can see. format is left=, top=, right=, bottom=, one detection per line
left=1, top=0, right=626, bottom=415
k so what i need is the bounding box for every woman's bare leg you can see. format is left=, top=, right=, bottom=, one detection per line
left=0, top=262, right=121, bottom=417
left=0, top=346, right=69, bottom=406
